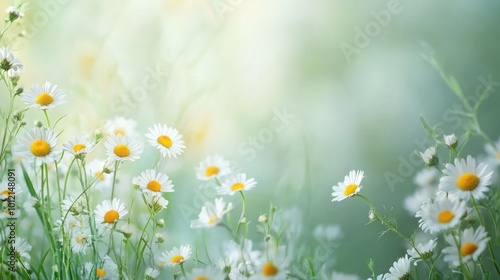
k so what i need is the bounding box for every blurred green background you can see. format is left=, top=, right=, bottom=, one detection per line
left=5, top=0, right=500, bottom=276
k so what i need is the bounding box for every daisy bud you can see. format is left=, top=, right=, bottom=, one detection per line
left=157, top=218, right=165, bottom=228
left=420, top=146, right=438, bottom=167
left=121, top=225, right=133, bottom=239
left=155, top=232, right=165, bottom=243
left=6, top=6, right=20, bottom=22
left=15, top=87, right=23, bottom=96
left=444, top=134, right=458, bottom=149
left=34, top=120, right=43, bottom=128
left=239, top=217, right=247, bottom=224
left=264, top=234, right=272, bottom=242
left=368, top=209, right=376, bottom=222
left=13, top=110, right=24, bottom=122
left=258, top=214, right=268, bottom=223
left=93, top=128, right=104, bottom=144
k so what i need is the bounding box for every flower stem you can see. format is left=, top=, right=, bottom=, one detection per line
left=471, top=197, right=500, bottom=276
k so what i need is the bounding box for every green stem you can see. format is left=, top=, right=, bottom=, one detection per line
left=471, top=197, right=500, bottom=276
left=236, top=191, right=247, bottom=238
left=43, top=110, right=51, bottom=128
left=110, top=161, right=119, bottom=199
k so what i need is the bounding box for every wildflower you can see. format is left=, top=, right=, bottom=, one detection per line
left=15, top=238, right=32, bottom=268
left=438, top=155, right=493, bottom=201
left=145, top=123, right=185, bottom=158
left=157, top=218, right=165, bottom=228
left=191, top=197, right=233, bottom=228
left=70, top=230, right=91, bottom=254
left=384, top=255, right=411, bottom=280
left=147, top=195, right=169, bottom=212
left=444, top=134, right=458, bottom=149
left=217, top=173, right=257, bottom=196
left=94, top=198, right=128, bottom=228
left=86, top=159, right=112, bottom=190
left=6, top=6, right=21, bottom=21
left=61, top=196, right=86, bottom=216
left=132, top=169, right=174, bottom=196
left=257, top=246, right=289, bottom=279
left=155, top=232, right=165, bottom=243
left=0, top=47, right=22, bottom=72
left=331, top=170, right=364, bottom=201
left=195, top=155, right=231, bottom=181
left=407, top=239, right=437, bottom=265
left=420, top=146, right=437, bottom=167
left=403, top=188, right=433, bottom=215
left=442, top=226, right=489, bottom=267
left=86, top=256, right=118, bottom=279
left=104, top=134, right=143, bottom=162
left=15, top=127, right=60, bottom=165
left=63, top=135, right=96, bottom=157
left=103, top=116, right=137, bottom=137
left=416, top=196, right=466, bottom=234
left=159, top=244, right=191, bottom=266
left=484, top=137, right=500, bottom=166
left=144, top=267, right=160, bottom=280
left=187, top=267, right=225, bottom=280
left=21, top=82, right=66, bottom=110
left=413, top=168, right=440, bottom=188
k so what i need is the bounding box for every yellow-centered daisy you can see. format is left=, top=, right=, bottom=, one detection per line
left=62, top=135, right=96, bottom=157
left=132, top=169, right=174, bottom=197
left=217, top=173, right=257, bottom=196
left=415, top=196, right=466, bottom=234
left=159, top=244, right=191, bottom=266
left=145, top=123, right=185, bottom=158
left=331, top=170, right=364, bottom=201
left=195, top=155, right=231, bottom=181
left=94, top=198, right=128, bottom=228
left=442, top=226, right=489, bottom=267
left=15, top=127, right=60, bottom=165
left=21, top=81, right=66, bottom=110
left=190, top=197, right=233, bottom=228
left=104, top=134, right=143, bottom=162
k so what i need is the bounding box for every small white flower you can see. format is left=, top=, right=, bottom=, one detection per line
left=407, top=239, right=437, bottom=265
left=104, top=134, right=143, bottom=162
left=444, top=133, right=458, bottom=149
left=145, top=123, right=185, bottom=158
left=186, top=267, right=225, bottom=280
left=442, top=226, right=489, bottom=267
left=413, top=168, right=440, bottom=189
left=132, top=169, right=174, bottom=196
left=15, top=127, right=60, bottom=165
left=88, top=255, right=118, bottom=279
left=484, top=137, right=500, bottom=166
left=331, top=170, right=364, bottom=201
left=420, top=146, right=437, bottom=166
left=22, top=82, right=66, bottom=110
left=70, top=230, right=91, bottom=254
left=416, top=196, right=466, bottom=234
left=0, top=47, right=22, bottom=72
left=403, top=188, right=433, bottom=215
left=159, top=244, right=191, bottom=266
left=438, top=155, right=493, bottom=201
left=86, top=159, right=113, bottom=190
left=15, top=238, right=32, bottom=268
left=217, top=173, right=257, bottom=196
left=384, top=255, right=410, bottom=280
left=6, top=6, right=21, bottom=21
left=94, top=198, right=128, bottom=228
left=144, top=267, right=160, bottom=280
left=104, top=116, right=137, bottom=137
left=195, top=155, right=231, bottom=181
left=191, top=197, right=233, bottom=228
left=63, top=135, right=96, bottom=156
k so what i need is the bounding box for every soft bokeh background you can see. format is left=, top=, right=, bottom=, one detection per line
left=4, top=0, right=500, bottom=276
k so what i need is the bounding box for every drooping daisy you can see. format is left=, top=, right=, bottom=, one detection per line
left=86, top=159, right=113, bottom=190
left=94, top=198, right=128, bottom=228
left=145, top=123, right=185, bottom=158
left=331, top=170, right=364, bottom=201
left=420, top=146, right=437, bottom=166
left=407, top=239, right=437, bottom=265
left=384, top=255, right=411, bottom=280
left=217, top=173, right=257, bottom=196
left=0, top=47, right=22, bottom=72
left=104, top=134, right=143, bottom=162
left=103, top=116, right=137, bottom=137
left=15, top=237, right=32, bottom=268
left=186, top=267, right=225, bottom=280
left=61, top=196, right=86, bottom=216
left=438, top=155, right=493, bottom=201
left=132, top=169, right=174, bottom=196
left=190, top=197, right=233, bottom=228
left=63, top=135, right=96, bottom=157
left=144, top=267, right=160, bottom=280
left=195, top=155, right=231, bottom=181
left=148, top=195, right=169, bottom=213
left=442, top=226, right=489, bottom=267
left=159, top=244, right=191, bottom=266
left=15, top=127, right=60, bottom=165
left=416, top=196, right=466, bottom=234
left=21, top=82, right=66, bottom=110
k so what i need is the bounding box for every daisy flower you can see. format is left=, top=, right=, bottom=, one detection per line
left=132, top=169, right=174, bottom=196
left=407, top=238, right=437, bottom=265
left=224, top=239, right=261, bottom=274
left=144, top=267, right=160, bottom=280
left=104, top=134, right=143, bottom=162
left=86, top=159, right=113, bottom=190
left=444, top=133, right=458, bottom=149
left=256, top=246, right=288, bottom=279
left=438, top=155, right=493, bottom=201
left=15, top=127, right=60, bottom=165
left=6, top=6, right=21, bottom=21
left=442, top=226, right=489, bottom=267
left=21, top=82, right=66, bottom=110
left=86, top=255, right=118, bottom=279
left=217, top=173, right=257, bottom=196
left=104, top=116, right=137, bottom=137
left=145, top=123, right=185, bottom=158
left=0, top=47, right=22, bottom=72
left=63, top=135, right=96, bottom=157
left=331, top=170, right=364, bottom=201
left=384, top=255, right=411, bottom=280
left=186, top=267, right=225, bottom=280
left=70, top=230, right=91, bottom=254
left=195, top=155, right=231, bottom=181
left=420, top=146, right=437, bottom=166
left=15, top=237, right=32, bottom=268
left=416, top=196, right=466, bottom=234
left=484, top=137, right=500, bottom=166
left=413, top=168, right=439, bottom=189
left=190, top=197, right=233, bottom=228
left=159, top=244, right=191, bottom=266
left=403, top=187, right=433, bottom=216
left=148, top=196, right=169, bottom=213
left=61, top=196, right=86, bottom=216
left=94, top=198, right=128, bottom=228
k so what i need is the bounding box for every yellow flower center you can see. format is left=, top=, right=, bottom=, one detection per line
left=1, top=190, right=13, bottom=196
left=157, top=135, right=173, bottom=148
left=343, top=184, right=358, bottom=196
left=114, top=128, right=126, bottom=136
left=195, top=276, right=209, bottom=280
left=460, top=242, right=478, bottom=257
left=114, top=144, right=130, bottom=158
left=437, top=210, right=454, bottom=223
left=96, top=268, right=106, bottom=277
left=208, top=214, right=218, bottom=225
left=75, top=236, right=85, bottom=245
left=205, top=166, right=219, bottom=177
left=73, top=144, right=86, bottom=153
left=456, top=173, right=479, bottom=191
left=231, top=182, right=244, bottom=192
left=497, top=152, right=500, bottom=160
left=104, top=210, right=119, bottom=223
left=147, top=180, right=161, bottom=192
left=262, top=262, right=279, bottom=276
left=95, top=171, right=106, bottom=182
left=35, top=92, right=54, bottom=106
left=170, top=255, right=184, bottom=264
left=30, top=139, right=51, bottom=157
